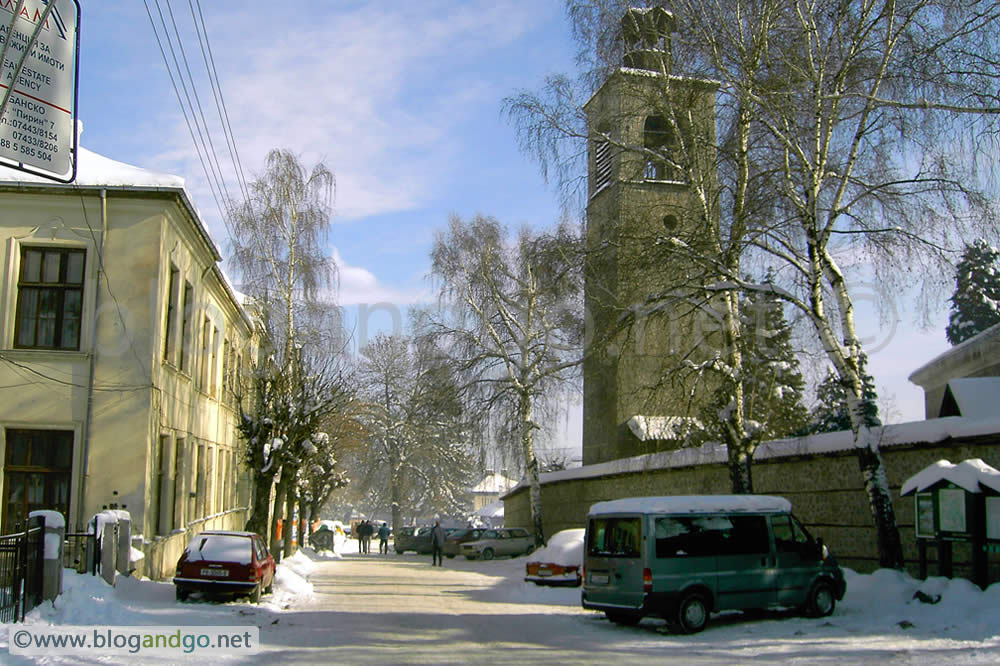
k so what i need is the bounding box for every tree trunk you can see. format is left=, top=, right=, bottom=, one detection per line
left=282, top=472, right=297, bottom=559
left=245, top=471, right=275, bottom=538
left=853, top=421, right=904, bottom=569
left=519, top=392, right=544, bottom=547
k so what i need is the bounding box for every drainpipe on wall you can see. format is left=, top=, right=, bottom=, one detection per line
left=78, top=189, right=107, bottom=530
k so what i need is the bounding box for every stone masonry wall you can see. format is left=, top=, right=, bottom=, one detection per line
left=504, top=437, right=1000, bottom=579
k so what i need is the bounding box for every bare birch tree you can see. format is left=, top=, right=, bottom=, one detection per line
left=426, top=215, right=584, bottom=546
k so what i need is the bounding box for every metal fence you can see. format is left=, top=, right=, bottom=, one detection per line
left=64, top=527, right=98, bottom=576
left=0, top=516, right=45, bottom=623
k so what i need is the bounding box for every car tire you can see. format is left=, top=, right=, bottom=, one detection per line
left=605, top=611, right=641, bottom=626
left=482, top=548, right=495, bottom=561
left=175, top=587, right=189, bottom=602
left=249, top=583, right=262, bottom=604
left=264, top=580, right=273, bottom=595
left=674, top=591, right=710, bottom=634
left=803, top=580, right=836, bottom=618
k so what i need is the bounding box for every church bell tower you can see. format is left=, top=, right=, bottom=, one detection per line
left=582, top=7, right=719, bottom=465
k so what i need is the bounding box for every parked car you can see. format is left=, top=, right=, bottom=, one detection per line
left=581, top=495, right=846, bottom=633
left=394, top=526, right=429, bottom=554
left=460, top=527, right=535, bottom=560
left=525, top=528, right=585, bottom=586
left=173, top=530, right=275, bottom=603
left=442, top=528, right=487, bottom=558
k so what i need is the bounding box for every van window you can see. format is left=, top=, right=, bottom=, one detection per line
left=770, top=514, right=812, bottom=553
left=655, top=515, right=769, bottom=557
left=587, top=517, right=641, bottom=557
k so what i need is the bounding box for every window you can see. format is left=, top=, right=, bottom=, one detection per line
left=209, top=326, right=220, bottom=396
left=173, top=438, right=186, bottom=529
left=155, top=435, right=173, bottom=535
left=163, top=265, right=179, bottom=361
left=180, top=282, right=193, bottom=372
left=222, top=338, right=231, bottom=399
left=3, top=429, right=72, bottom=532
left=15, top=247, right=85, bottom=350
left=770, top=514, right=813, bottom=554
left=643, top=116, right=682, bottom=181
left=587, top=517, right=641, bottom=557
left=592, top=122, right=613, bottom=195
left=654, top=514, right=769, bottom=558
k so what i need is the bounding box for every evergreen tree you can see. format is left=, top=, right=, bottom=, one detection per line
left=946, top=239, right=1000, bottom=345
left=808, top=355, right=880, bottom=434
left=740, top=283, right=809, bottom=440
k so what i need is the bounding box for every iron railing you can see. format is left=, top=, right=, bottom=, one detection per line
left=0, top=516, right=45, bottom=623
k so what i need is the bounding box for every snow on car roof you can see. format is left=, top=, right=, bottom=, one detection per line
left=589, top=495, right=792, bottom=516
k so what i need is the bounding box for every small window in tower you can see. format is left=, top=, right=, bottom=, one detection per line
left=644, top=116, right=683, bottom=182
left=663, top=214, right=679, bottom=232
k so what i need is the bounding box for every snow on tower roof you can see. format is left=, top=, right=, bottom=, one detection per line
left=901, top=458, right=1000, bottom=496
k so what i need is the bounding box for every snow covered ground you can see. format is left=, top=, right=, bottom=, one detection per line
left=1, top=548, right=999, bottom=664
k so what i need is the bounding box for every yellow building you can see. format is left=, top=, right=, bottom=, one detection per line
left=0, top=147, right=255, bottom=578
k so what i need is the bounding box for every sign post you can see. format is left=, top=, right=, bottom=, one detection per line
left=0, top=0, right=81, bottom=182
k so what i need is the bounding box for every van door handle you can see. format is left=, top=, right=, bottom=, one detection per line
left=614, top=572, right=622, bottom=580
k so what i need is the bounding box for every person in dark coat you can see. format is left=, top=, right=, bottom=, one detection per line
left=430, top=520, right=447, bottom=566
left=378, top=522, right=391, bottom=554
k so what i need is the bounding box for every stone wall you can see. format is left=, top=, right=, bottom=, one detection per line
left=504, top=434, right=1000, bottom=579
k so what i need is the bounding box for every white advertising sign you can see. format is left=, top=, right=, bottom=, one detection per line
left=0, top=0, right=80, bottom=181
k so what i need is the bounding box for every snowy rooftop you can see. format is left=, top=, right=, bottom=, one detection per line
left=504, top=415, right=1000, bottom=497
left=474, top=499, right=504, bottom=518
left=472, top=473, right=518, bottom=494
left=0, top=145, right=185, bottom=189
left=940, top=378, right=1000, bottom=418
left=589, top=495, right=792, bottom=516
left=909, top=322, right=1000, bottom=388
left=901, top=458, right=1000, bottom=496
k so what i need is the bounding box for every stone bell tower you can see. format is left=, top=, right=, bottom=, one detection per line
left=582, top=6, right=719, bottom=465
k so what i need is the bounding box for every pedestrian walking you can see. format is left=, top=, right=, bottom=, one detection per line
left=430, top=520, right=447, bottom=566
left=378, top=522, right=391, bottom=554
left=362, top=520, right=373, bottom=554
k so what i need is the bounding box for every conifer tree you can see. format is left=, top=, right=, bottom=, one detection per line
left=946, top=239, right=1000, bottom=345
left=808, top=355, right=880, bottom=434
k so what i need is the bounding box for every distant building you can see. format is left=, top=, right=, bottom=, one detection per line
left=470, top=471, right=517, bottom=512
left=0, top=146, right=256, bottom=578
left=909, top=324, right=1000, bottom=418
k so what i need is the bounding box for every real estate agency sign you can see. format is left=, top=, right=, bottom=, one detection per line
left=0, top=0, right=80, bottom=182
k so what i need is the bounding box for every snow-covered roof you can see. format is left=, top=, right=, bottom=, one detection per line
left=900, top=458, right=1000, bottom=496
left=908, top=322, right=1000, bottom=388
left=472, top=473, right=517, bottom=494
left=589, top=495, right=792, bottom=516
left=503, top=415, right=1000, bottom=497
left=941, top=378, right=1000, bottom=418
left=474, top=500, right=504, bottom=518
left=0, top=145, right=184, bottom=189
left=627, top=415, right=699, bottom=441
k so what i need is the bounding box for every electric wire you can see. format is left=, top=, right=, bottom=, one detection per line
left=143, top=0, right=224, bottom=222
left=189, top=0, right=250, bottom=209
left=161, top=0, right=232, bottom=206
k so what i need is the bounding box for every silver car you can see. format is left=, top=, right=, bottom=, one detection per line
left=460, top=527, right=535, bottom=560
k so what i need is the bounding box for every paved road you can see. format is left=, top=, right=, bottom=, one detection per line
left=247, top=552, right=672, bottom=665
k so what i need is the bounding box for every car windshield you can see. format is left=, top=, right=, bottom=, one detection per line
left=185, top=534, right=252, bottom=564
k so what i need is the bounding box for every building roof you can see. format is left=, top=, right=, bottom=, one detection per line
left=908, top=322, right=1000, bottom=388
left=472, top=472, right=517, bottom=494
left=940, top=378, right=1000, bottom=418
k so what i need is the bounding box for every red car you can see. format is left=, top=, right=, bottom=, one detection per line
left=173, top=530, right=275, bottom=603
left=524, top=528, right=585, bottom=587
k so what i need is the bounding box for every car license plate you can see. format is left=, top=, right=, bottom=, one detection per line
left=590, top=573, right=609, bottom=585
left=538, top=569, right=552, bottom=576
left=200, top=568, right=229, bottom=577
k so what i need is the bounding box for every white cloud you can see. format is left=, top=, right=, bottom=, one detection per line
left=331, top=247, right=430, bottom=307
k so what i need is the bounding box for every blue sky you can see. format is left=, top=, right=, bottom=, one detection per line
left=68, top=1, right=952, bottom=444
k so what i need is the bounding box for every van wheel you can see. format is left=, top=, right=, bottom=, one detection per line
left=803, top=580, right=836, bottom=618
left=674, top=592, right=710, bottom=633
left=605, top=611, right=641, bottom=626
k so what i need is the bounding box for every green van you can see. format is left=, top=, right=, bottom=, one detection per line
left=581, top=495, right=846, bottom=633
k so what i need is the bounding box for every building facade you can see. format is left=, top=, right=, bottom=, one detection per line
left=0, top=147, right=255, bottom=578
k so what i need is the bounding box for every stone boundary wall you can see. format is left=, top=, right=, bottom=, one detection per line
left=504, top=436, right=1000, bottom=579
left=141, top=507, right=248, bottom=580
